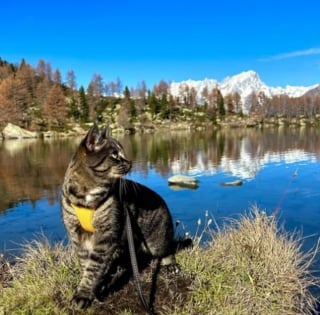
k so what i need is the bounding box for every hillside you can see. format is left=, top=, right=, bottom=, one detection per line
left=0, top=57, right=320, bottom=132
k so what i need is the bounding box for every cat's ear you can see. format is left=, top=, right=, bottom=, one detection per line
left=85, top=124, right=105, bottom=152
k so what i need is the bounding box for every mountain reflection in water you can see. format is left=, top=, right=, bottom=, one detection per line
left=0, top=127, right=320, bottom=259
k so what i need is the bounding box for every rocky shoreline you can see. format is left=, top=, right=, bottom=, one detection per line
left=0, top=123, right=87, bottom=140
left=1, top=115, right=319, bottom=140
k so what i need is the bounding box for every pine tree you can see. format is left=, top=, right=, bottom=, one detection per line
left=79, top=86, right=89, bottom=122
left=149, top=93, right=160, bottom=117
left=217, top=90, right=225, bottom=116
left=160, top=94, right=168, bottom=119
left=123, top=86, right=130, bottom=99
left=69, top=96, right=80, bottom=121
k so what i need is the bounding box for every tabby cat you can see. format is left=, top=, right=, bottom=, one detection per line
left=61, top=124, right=177, bottom=309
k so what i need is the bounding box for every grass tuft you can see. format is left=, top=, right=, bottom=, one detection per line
left=176, top=206, right=319, bottom=314
left=0, top=238, right=87, bottom=315
left=0, top=207, right=319, bottom=314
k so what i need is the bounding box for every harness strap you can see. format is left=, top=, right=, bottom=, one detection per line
left=71, top=203, right=154, bottom=314
left=71, top=204, right=95, bottom=233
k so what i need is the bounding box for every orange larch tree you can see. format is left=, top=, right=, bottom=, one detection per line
left=43, top=84, right=68, bottom=128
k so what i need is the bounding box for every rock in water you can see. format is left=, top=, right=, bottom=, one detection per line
left=168, top=175, right=199, bottom=189
left=220, top=180, right=243, bottom=187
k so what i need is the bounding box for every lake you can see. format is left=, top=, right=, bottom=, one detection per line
left=1, top=126, right=320, bottom=265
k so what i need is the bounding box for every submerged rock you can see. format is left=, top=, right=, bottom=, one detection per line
left=220, top=180, right=243, bottom=187
left=168, top=175, right=199, bottom=189
left=2, top=123, right=38, bottom=139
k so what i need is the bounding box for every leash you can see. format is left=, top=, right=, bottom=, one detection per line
left=125, top=205, right=155, bottom=315
left=71, top=201, right=155, bottom=314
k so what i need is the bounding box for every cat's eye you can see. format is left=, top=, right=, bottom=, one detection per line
left=111, top=151, right=119, bottom=159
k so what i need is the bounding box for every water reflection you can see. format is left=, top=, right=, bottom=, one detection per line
left=1, top=127, right=320, bottom=257
left=0, top=127, right=320, bottom=213
left=127, top=127, right=320, bottom=178
left=0, top=138, right=79, bottom=212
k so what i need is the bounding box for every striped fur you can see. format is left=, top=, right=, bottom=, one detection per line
left=61, top=124, right=176, bottom=309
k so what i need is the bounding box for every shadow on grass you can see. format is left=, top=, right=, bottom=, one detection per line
left=93, top=243, right=193, bottom=315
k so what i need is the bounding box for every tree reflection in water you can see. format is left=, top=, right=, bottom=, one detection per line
left=1, top=127, right=320, bottom=255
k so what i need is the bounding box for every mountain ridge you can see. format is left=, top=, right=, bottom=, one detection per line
left=170, top=70, right=320, bottom=112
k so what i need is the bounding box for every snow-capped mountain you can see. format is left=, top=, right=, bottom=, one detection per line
left=219, top=71, right=270, bottom=99
left=303, top=85, right=320, bottom=97
left=170, top=70, right=319, bottom=112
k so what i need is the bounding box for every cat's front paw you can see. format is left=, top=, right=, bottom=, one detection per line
left=72, top=291, right=94, bottom=309
left=164, top=263, right=181, bottom=274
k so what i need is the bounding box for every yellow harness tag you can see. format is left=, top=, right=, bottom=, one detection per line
left=71, top=204, right=95, bottom=233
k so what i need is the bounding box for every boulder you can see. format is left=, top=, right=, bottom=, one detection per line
left=2, top=123, right=38, bottom=139
left=168, top=175, right=199, bottom=189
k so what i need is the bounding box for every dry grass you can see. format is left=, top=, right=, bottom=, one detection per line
left=0, top=207, right=319, bottom=315
left=177, top=207, right=320, bottom=315
left=0, top=238, right=83, bottom=315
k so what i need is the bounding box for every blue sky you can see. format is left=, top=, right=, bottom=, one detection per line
left=1, top=0, right=320, bottom=90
